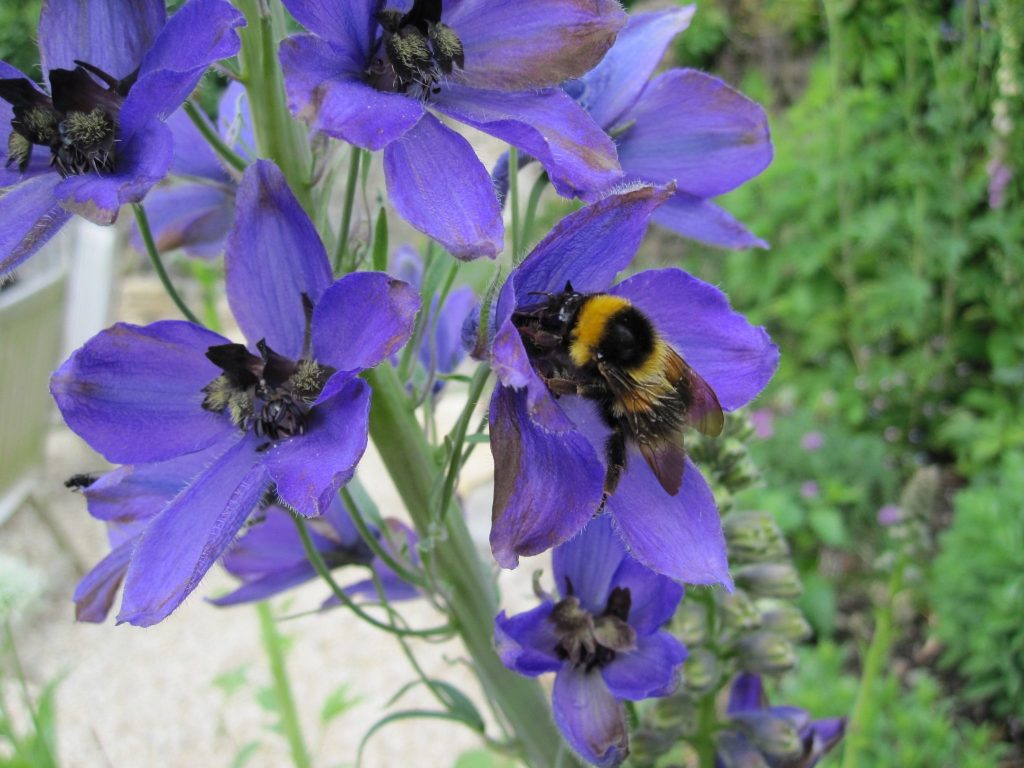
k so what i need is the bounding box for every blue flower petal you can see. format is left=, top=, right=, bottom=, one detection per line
left=38, top=0, right=165, bottom=81
left=118, top=435, right=268, bottom=626
left=488, top=386, right=603, bottom=569
left=576, top=7, right=695, bottom=130
left=552, top=666, right=628, bottom=768
left=601, top=631, right=686, bottom=701
left=226, top=160, right=333, bottom=357
left=383, top=113, right=503, bottom=260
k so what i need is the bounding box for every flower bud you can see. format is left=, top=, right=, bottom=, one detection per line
left=758, top=599, right=813, bottom=643
left=682, top=647, right=719, bottom=694
left=736, top=630, right=797, bottom=674
left=716, top=730, right=771, bottom=768
left=672, top=600, right=709, bottom=646
left=652, top=693, right=699, bottom=737
left=719, top=589, right=762, bottom=636
left=734, top=563, right=802, bottom=599
left=723, top=511, right=789, bottom=563
left=730, top=711, right=804, bottom=763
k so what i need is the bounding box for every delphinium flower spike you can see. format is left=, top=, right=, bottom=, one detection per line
left=495, top=515, right=687, bottom=767
left=0, top=0, right=246, bottom=274
left=278, top=0, right=626, bottom=259
left=52, top=160, right=419, bottom=625
left=487, top=183, right=779, bottom=583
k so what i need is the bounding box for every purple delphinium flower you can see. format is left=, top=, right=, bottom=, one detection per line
left=717, top=672, right=846, bottom=768
left=495, top=515, right=686, bottom=768
left=877, top=504, right=903, bottom=527
left=496, top=7, right=773, bottom=249
left=52, top=160, right=419, bottom=626
left=750, top=408, right=775, bottom=439
left=487, top=184, right=779, bottom=584
left=72, top=459, right=419, bottom=621
left=211, top=500, right=420, bottom=609
left=800, top=431, right=824, bottom=452
left=278, top=0, right=626, bottom=260
left=392, top=244, right=476, bottom=393
left=799, top=481, right=820, bottom=500
left=128, top=82, right=252, bottom=259
left=0, top=0, right=245, bottom=275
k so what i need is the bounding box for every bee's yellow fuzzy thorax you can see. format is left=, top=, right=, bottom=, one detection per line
left=569, top=294, right=632, bottom=366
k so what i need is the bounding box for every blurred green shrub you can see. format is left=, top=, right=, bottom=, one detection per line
left=930, top=450, right=1024, bottom=721
left=0, top=2, right=43, bottom=76
left=781, top=642, right=1008, bottom=767
left=665, top=0, right=1024, bottom=630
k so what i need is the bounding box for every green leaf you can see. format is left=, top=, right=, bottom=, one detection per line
left=809, top=507, right=847, bottom=547
left=212, top=665, right=250, bottom=697
left=321, top=684, right=362, bottom=724
left=452, top=749, right=519, bottom=768
left=357, top=709, right=485, bottom=768
left=385, top=679, right=485, bottom=734
left=230, top=740, right=262, bottom=768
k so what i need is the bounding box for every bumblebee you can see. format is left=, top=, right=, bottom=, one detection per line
left=512, top=282, right=724, bottom=498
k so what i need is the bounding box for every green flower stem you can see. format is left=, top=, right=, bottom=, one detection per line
left=522, top=172, right=548, bottom=246
left=292, top=515, right=453, bottom=639
left=4, top=621, right=57, bottom=768
left=364, top=362, right=567, bottom=767
left=257, top=602, right=311, bottom=768
left=508, top=146, right=521, bottom=261
left=694, top=693, right=718, bottom=768
left=235, top=0, right=313, bottom=212
left=841, top=562, right=904, bottom=768
left=182, top=100, right=248, bottom=173
left=436, top=364, right=491, bottom=522
left=132, top=204, right=203, bottom=326
left=333, top=146, right=363, bottom=273
left=339, top=486, right=428, bottom=590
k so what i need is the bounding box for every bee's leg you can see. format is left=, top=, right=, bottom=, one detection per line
left=544, top=377, right=580, bottom=396
left=599, top=427, right=627, bottom=511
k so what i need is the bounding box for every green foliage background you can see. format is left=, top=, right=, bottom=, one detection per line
left=633, top=0, right=1024, bottom=762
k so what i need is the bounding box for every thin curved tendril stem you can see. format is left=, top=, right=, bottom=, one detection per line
left=436, top=364, right=491, bottom=522
left=521, top=171, right=549, bottom=250
left=339, top=486, right=428, bottom=589
left=182, top=100, right=248, bottom=173
left=132, top=204, right=203, bottom=326
left=292, top=514, right=453, bottom=639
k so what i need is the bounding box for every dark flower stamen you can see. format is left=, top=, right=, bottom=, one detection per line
left=372, top=0, right=464, bottom=96
left=202, top=337, right=334, bottom=442
left=0, top=60, right=131, bottom=177
left=550, top=586, right=637, bottom=672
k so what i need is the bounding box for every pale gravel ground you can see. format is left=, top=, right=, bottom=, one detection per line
left=2, top=265, right=549, bottom=768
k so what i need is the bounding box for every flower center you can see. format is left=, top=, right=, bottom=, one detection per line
left=368, top=0, right=465, bottom=97
left=0, top=61, right=131, bottom=176
left=201, top=339, right=334, bottom=445
left=549, top=582, right=637, bottom=672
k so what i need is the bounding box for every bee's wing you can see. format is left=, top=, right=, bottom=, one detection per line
left=638, top=440, right=686, bottom=497
left=599, top=361, right=687, bottom=496
left=664, top=346, right=725, bottom=437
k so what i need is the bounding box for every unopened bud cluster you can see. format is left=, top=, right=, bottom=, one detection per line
left=687, top=411, right=761, bottom=512
left=628, top=419, right=816, bottom=767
